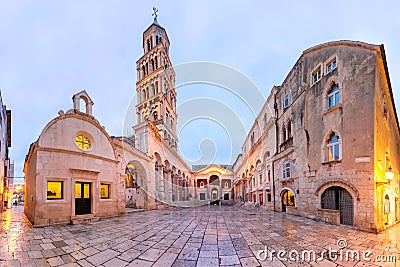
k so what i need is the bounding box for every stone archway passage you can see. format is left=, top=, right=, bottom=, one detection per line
left=281, top=190, right=295, bottom=212
left=321, top=186, right=353, bottom=226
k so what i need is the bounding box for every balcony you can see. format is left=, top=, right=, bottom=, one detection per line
left=279, top=136, right=293, bottom=152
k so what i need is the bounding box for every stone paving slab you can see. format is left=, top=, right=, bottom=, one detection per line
left=1, top=205, right=399, bottom=266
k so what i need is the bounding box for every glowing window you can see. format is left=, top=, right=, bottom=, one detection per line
left=75, top=134, right=91, bottom=150
left=47, top=181, right=63, bottom=200
left=100, top=184, right=110, bottom=199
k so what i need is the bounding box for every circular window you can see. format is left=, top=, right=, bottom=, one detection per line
left=75, top=134, right=91, bottom=150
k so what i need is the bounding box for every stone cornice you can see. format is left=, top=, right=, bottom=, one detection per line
left=36, top=147, right=119, bottom=164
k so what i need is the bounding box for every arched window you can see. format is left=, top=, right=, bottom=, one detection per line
left=142, top=89, right=146, bottom=100
left=282, top=124, right=286, bottom=142
left=199, top=181, right=204, bottom=188
left=147, top=39, right=151, bottom=52
left=224, top=181, right=229, bottom=188
left=328, top=84, right=340, bottom=108
left=141, top=66, right=145, bottom=78
left=326, top=133, right=340, bottom=161
left=155, top=81, right=159, bottom=95
left=287, top=120, right=292, bottom=139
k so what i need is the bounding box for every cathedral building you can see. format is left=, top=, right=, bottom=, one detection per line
left=233, top=41, right=400, bottom=233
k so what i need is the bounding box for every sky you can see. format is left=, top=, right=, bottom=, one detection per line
left=0, top=0, right=399, bottom=182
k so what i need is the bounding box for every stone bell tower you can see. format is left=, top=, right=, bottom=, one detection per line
left=134, top=9, right=178, bottom=152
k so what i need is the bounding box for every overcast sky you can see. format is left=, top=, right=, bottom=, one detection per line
left=1, top=1, right=399, bottom=181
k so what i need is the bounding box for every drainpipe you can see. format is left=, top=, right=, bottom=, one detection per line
left=272, top=91, right=279, bottom=212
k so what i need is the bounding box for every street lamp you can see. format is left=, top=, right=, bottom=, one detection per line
left=385, top=165, right=394, bottom=181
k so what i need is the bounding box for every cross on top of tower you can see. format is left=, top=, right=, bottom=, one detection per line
left=152, top=7, right=158, bottom=19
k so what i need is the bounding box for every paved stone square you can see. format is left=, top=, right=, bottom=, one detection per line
left=1, top=205, right=399, bottom=266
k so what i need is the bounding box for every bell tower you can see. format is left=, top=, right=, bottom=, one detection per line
left=134, top=9, right=178, bottom=151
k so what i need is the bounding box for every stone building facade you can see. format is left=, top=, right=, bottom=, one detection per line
left=0, top=91, right=11, bottom=212
left=233, top=41, right=400, bottom=233
left=24, top=91, right=125, bottom=226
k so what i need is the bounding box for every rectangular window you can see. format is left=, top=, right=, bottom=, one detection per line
left=326, top=59, right=337, bottom=73
left=100, top=184, right=110, bottom=199
left=311, top=67, right=322, bottom=85
left=283, top=92, right=291, bottom=109
left=327, top=144, right=340, bottom=161
left=47, top=181, right=63, bottom=200
left=200, top=193, right=206, bottom=200
left=267, top=193, right=272, bottom=202
left=283, top=162, right=292, bottom=180
left=224, top=193, right=229, bottom=200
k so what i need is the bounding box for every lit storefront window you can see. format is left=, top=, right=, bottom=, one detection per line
left=47, top=181, right=63, bottom=199
left=101, top=184, right=110, bottom=199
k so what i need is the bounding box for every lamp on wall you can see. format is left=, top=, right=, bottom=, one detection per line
left=385, top=165, right=394, bottom=181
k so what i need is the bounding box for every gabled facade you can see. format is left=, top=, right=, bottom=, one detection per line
left=24, top=91, right=125, bottom=226
left=192, top=164, right=234, bottom=204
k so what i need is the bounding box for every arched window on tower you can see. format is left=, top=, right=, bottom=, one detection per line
left=142, top=89, right=146, bottom=101
left=155, top=81, right=159, bottom=95
left=151, top=59, right=155, bottom=72
left=155, top=56, right=158, bottom=69
left=150, top=36, right=153, bottom=50
left=141, top=66, right=145, bottom=79
left=147, top=39, right=151, bottom=52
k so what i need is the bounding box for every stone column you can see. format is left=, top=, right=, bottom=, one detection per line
left=167, top=170, right=172, bottom=203
left=206, top=179, right=210, bottom=199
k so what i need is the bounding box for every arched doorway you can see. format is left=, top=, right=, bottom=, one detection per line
left=321, top=186, right=353, bottom=226
left=211, top=188, right=218, bottom=200
left=125, top=160, right=146, bottom=208
left=384, top=194, right=390, bottom=225
left=281, top=190, right=295, bottom=212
